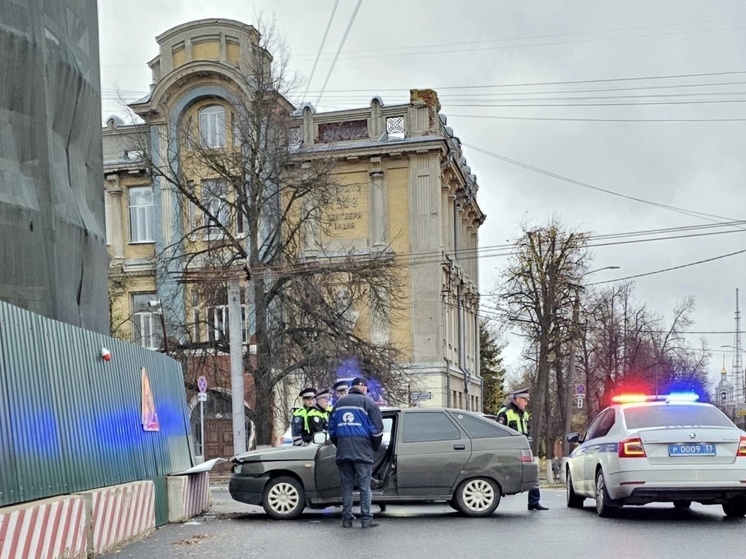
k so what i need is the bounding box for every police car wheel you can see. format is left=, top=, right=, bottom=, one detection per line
left=595, top=470, right=620, bottom=517
left=723, top=498, right=746, bottom=517
left=566, top=471, right=584, bottom=508
left=455, top=477, right=500, bottom=517
left=262, top=476, right=306, bottom=520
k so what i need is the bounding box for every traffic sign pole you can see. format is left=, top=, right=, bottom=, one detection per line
left=198, top=376, right=207, bottom=461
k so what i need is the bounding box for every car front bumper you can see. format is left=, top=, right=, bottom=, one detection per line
left=229, top=474, right=269, bottom=506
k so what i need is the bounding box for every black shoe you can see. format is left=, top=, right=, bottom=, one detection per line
left=342, top=519, right=353, bottom=528
left=361, top=521, right=380, bottom=528
left=528, top=503, right=548, bottom=511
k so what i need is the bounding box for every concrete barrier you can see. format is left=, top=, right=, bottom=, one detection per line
left=80, top=481, right=155, bottom=556
left=0, top=496, right=87, bottom=559
left=166, top=472, right=210, bottom=523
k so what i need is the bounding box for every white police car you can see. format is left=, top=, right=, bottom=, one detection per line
left=565, top=393, right=746, bottom=517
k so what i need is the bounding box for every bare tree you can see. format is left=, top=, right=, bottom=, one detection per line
left=129, top=20, right=406, bottom=445
left=496, top=220, right=590, bottom=456
left=578, top=284, right=711, bottom=426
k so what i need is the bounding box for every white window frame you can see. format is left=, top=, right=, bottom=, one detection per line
left=200, top=179, right=230, bottom=239
left=128, top=186, right=154, bottom=243
left=132, top=293, right=158, bottom=350
left=209, top=303, right=249, bottom=344
left=199, top=105, right=226, bottom=148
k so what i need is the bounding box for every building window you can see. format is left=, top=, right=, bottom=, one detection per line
left=287, top=126, right=301, bottom=147
left=200, top=179, right=230, bottom=239
left=129, top=186, right=154, bottom=243
left=199, top=105, right=226, bottom=148
left=317, top=119, right=368, bottom=143
left=132, top=293, right=159, bottom=350
left=207, top=288, right=249, bottom=344
left=386, top=116, right=405, bottom=139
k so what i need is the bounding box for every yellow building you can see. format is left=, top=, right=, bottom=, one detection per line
left=103, top=19, right=486, bottom=446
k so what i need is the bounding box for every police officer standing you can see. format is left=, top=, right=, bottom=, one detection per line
left=308, top=389, right=332, bottom=435
left=497, top=388, right=548, bottom=510
left=333, top=380, right=349, bottom=403
left=291, top=387, right=317, bottom=445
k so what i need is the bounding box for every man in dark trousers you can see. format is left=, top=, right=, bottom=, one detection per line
left=328, top=376, right=384, bottom=528
left=497, top=388, right=548, bottom=510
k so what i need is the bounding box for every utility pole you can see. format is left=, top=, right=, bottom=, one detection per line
left=228, top=276, right=246, bottom=455
left=564, top=292, right=580, bottom=457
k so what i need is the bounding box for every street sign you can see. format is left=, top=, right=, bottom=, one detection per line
left=410, top=391, right=432, bottom=401
left=197, top=392, right=207, bottom=402
left=575, top=384, right=586, bottom=395
left=576, top=397, right=584, bottom=409
left=737, top=403, right=746, bottom=416
left=197, top=376, right=208, bottom=393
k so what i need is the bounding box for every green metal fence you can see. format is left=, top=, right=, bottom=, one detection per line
left=0, top=300, right=194, bottom=526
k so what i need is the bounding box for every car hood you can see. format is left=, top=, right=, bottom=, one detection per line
left=232, top=444, right=319, bottom=463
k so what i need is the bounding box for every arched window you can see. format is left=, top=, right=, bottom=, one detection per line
left=199, top=105, right=226, bottom=148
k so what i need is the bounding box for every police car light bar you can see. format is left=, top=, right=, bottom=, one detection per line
left=611, top=392, right=699, bottom=404
left=611, top=394, right=655, bottom=404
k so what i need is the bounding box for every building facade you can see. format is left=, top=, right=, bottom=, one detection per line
left=103, top=19, right=486, bottom=444
left=1, top=0, right=109, bottom=333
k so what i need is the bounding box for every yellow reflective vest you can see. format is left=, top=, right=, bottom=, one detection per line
left=497, top=405, right=531, bottom=436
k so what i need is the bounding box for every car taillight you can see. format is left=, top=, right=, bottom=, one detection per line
left=520, top=449, right=534, bottom=463
left=738, top=437, right=746, bottom=457
left=618, top=437, right=646, bottom=458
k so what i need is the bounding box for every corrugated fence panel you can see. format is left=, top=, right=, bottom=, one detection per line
left=0, top=301, right=194, bottom=526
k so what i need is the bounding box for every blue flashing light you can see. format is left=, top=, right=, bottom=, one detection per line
left=664, top=391, right=699, bottom=403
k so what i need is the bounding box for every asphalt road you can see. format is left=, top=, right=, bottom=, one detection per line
left=101, top=487, right=746, bottom=559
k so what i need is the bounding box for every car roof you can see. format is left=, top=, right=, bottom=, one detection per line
left=614, top=401, right=714, bottom=410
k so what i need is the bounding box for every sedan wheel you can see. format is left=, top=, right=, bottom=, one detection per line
left=595, top=470, right=620, bottom=518
left=722, top=498, right=746, bottom=518
left=566, top=471, right=585, bottom=508
left=455, top=477, right=501, bottom=517
left=262, top=476, right=306, bottom=520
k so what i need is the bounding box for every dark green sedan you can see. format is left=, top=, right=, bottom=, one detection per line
left=229, top=407, right=538, bottom=519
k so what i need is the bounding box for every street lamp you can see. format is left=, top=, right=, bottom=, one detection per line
left=148, top=299, right=169, bottom=354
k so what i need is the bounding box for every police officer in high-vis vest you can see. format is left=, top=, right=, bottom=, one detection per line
left=292, top=387, right=317, bottom=445
left=497, top=388, right=548, bottom=510
left=308, top=389, right=332, bottom=435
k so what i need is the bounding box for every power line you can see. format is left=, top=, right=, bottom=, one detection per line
left=297, top=70, right=746, bottom=94
left=301, top=0, right=339, bottom=105
left=315, top=0, right=364, bottom=108
left=448, top=113, right=746, bottom=123
left=588, top=246, right=746, bottom=285
left=462, top=142, right=741, bottom=225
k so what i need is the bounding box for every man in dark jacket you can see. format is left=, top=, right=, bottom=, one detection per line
left=328, top=376, right=384, bottom=528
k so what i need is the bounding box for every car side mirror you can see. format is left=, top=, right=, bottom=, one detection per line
left=566, top=432, right=580, bottom=444
left=312, top=431, right=328, bottom=445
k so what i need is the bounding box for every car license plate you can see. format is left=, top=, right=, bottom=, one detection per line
left=668, top=443, right=716, bottom=456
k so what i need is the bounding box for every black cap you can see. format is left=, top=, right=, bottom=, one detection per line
left=350, top=377, right=367, bottom=387
left=333, top=380, right=350, bottom=391
left=299, top=387, right=317, bottom=399
left=316, top=389, right=331, bottom=400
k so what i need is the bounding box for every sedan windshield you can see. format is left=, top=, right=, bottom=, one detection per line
left=623, top=404, right=735, bottom=429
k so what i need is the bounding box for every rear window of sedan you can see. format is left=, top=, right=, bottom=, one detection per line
left=623, top=404, right=735, bottom=429
left=453, top=413, right=511, bottom=438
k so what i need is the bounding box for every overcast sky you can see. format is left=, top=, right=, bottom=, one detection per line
left=98, top=1, right=746, bottom=386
